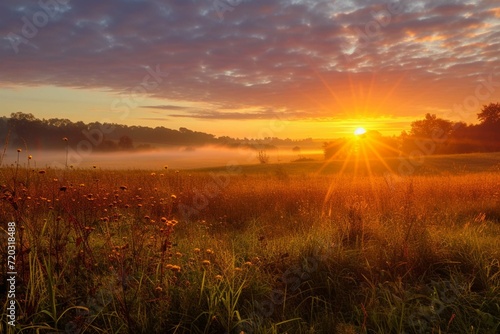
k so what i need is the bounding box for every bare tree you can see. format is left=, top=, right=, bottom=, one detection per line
left=257, top=150, right=270, bottom=164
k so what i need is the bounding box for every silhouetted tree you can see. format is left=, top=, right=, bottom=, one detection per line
left=478, top=103, right=500, bottom=125
left=401, top=113, right=455, bottom=155
left=257, top=150, right=270, bottom=164
left=409, top=113, right=454, bottom=138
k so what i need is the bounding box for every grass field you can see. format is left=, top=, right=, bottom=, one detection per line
left=1, top=153, right=500, bottom=333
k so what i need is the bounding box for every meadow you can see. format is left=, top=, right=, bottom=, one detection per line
left=1, top=154, right=500, bottom=333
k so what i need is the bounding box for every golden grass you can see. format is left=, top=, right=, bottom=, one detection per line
left=0, top=165, right=499, bottom=333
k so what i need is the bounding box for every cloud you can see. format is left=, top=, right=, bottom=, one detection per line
left=0, top=0, right=499, bottom=122
left=168, top=109, right=292, bottom=120
left=141, top=105, right=191, bottom=111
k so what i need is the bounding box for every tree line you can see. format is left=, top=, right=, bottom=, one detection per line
left=324, top=103, right=500, bottom=159
left=0, top=112, right=312, bottom=152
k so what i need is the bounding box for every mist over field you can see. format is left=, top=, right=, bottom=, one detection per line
left=2, top=146, right=323, bottom=170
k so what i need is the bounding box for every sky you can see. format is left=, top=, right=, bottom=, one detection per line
left=1, top=0, right=499, bottom=139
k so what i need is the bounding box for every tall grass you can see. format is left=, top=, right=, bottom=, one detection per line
left=0, top=163, right=499, bottom=333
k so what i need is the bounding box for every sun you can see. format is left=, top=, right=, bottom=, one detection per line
left=354, top=127, right=367, bottom=136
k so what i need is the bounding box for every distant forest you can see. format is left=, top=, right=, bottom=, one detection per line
left=1, top=103, right=499, bottom=159
left=0, top=112, right=312, bottom=152
left=324, top=102, right=500, bottom=159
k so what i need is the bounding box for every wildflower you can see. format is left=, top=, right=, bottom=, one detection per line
left=137, top=204, right=142, bottom=208
left=63, top=137, right=68, bottom=142
left=161, top=217, right=168, bottom=223
left=215, top=275, right=223, bottom=281
left=119, top=185, right=128, bottom=190
left=170, top=265, right=181, bottom=272
left=202, top=260, right=211, bottom=266
left=79, top=183, right=85, bottom=187
left=175, top=252, right=183, bottom=258
left=243, top=261, right=253, bottom=267
left=193, top=248, right=200, bottom=253
left=155, top=286, right=163, bottom=292
left=164, top=165, right=168, bottom=169
left=28, top=155, right=32, bottom=160
left=234, top=267, right=242, bottom=272
left=206, top=249, right=214, bottom=255
left=151, top=172, right=156, bottom=176
left=171, top=194, right=177, bottom=199
left=17, top=148, right=22, bottom=153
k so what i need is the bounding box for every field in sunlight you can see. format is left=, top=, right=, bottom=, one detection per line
left=1, top=156, right=499, bottom=333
